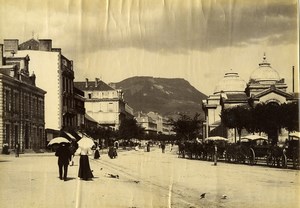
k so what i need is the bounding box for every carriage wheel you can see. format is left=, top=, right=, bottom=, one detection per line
left=249, top=148, right=255, bottom=165
left=266, top=156, right=271, bottom=166
left=292, top=153, right=299, bottom=169
left=266, top=154, right=273, bottom=167
left=281, top=154, right=287, bottom=168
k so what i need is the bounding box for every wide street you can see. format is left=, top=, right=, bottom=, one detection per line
left=0, top=145, right=299, bottom=208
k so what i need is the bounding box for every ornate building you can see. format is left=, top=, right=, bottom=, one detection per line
left=202, top=54, right=297, bottom=143
left=0, top=44, right=46, bottom=152
left=202, top=70, right=247, bottom=139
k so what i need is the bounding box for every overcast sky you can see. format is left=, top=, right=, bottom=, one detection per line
left=0, top=0, right=298, bottom=94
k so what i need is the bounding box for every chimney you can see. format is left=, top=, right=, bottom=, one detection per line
left=4, top=39, right=19, bottom=55
left=95, top=78, right=99, bottom=87
left=30, top=71, right=36, bottom=86
left=38, top=39, right=52, bottom=51
left=85, top=78, right=89, bottom=88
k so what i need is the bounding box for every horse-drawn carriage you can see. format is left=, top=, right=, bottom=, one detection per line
left=225, top=135, right=286, bottom=167
left=177, top=137, right=227, bottom=161
left=283, top=132, right=300, bottom=169
left=176, top=134, right=298, bottom=169
left=202, top=136, right=227, bottom=161
left=177, top=140, right=201, bottom=159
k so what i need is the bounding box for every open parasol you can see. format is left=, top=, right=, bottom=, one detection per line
left=204, top=136, right=228, bottom=142
left=77, top=136, right=95, bottom=149
left=47, top=137, right=70, bottom=146
left=289, top=132, right=300, bottom=139
left=241, top=134, right=268, bottom=141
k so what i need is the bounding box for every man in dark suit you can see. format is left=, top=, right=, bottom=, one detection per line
left=55, top=143, right=71, bottom=181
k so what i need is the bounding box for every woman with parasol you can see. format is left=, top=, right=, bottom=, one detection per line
left=76, top=135, right=94, bottom=181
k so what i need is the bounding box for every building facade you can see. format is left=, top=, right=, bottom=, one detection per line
left=0, top=44, right=46, bottom=152
left=74, top=87, right=85, bottom=129
left=136, top=111, right=158, bottom=135
left=147, top=111, right=174, bottom=135
left=136, top=111, right=174, bottom=136
left=2, top=39, right=84, bottom=142
left=202, top=70, right=248, bottom=139
left=74, top=78, right=134, bottom=130
left=202, top=55, right=297, bottom=143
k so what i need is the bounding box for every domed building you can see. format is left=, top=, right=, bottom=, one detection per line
left=202, top=54, right=296, bottom=143
left=247, top=54, right=289, bottom=97
left=246, top=55, right=294, bottom=106
left=214, top=70, right=247, bottom=94
left=202, top=70, right=248, bottom=139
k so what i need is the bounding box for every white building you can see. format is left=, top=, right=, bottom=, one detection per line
left=3, top=39, right=83, bottom=142
left=136, top=112, right=157, bottom=135
left=202, top=70, right=247, bottom=139
left=74, top=78, right=134, bottom=130
left=147, top=111, right=174, bottom=135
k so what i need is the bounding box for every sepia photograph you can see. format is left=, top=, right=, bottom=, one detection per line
left=0, top=0, right=299, bottom=207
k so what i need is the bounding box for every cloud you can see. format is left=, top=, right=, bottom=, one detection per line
left=0, top=0, right=298, bottom=54
left=58, top=0, right=297, bottom=54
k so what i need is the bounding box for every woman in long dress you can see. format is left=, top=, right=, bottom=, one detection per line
left=76, top=147, right=94, bottom=180
left=94, top=145, right=100, bottom=159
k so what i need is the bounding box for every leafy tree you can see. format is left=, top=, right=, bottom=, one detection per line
left=253, top=103, right=281, bottom=144
left=118, top=118, right=144, bottom=140
left=221, top=101, right=299, bottom=144
left=84, top=125, right=116, bottom=147
left=280, top=101, right=299, bottom=132
left=220, top=105, right=250, bottom=141
left=170, top=113, right=203, bottom=140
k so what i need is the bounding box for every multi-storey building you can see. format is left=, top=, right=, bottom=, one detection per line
left=0, top=44, right=46, bottom=152
left=202, top=55, right=298, bottom=143
left=136, top=111, right=157, bottom=135
left=74, top=87, right=85, bottom=129
left=2, top=39, right=85, bottom=142
left=74, top=78, right=134, bottom=130
left=147, top=111, right=174, bottom=135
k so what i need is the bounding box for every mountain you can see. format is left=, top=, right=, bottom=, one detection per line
left=113, top=76, right=207, bottom=119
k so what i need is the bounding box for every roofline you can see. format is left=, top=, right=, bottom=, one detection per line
left=253, top=87, right=294, bottom=99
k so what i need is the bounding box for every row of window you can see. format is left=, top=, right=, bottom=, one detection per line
left=4, top=123, right=44, bottom=149
left=63, top=97, right=74, bottom=109
left=86, top=91, right=119, bottom=99
left=62, top=76, right=73, bottom=94
left=4, top=88, right=44, bottom=118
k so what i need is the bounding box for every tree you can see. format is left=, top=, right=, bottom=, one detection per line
left=221, top=101, right=299, bottom=144
left=170, top=113, right=203, bottom=140
left=253, top=103, right=281, bottom=144
left=281, top=101, right=299, bottom=132
left=221, top=105, right=250, bottom=141
left=83, top=125, right=116, bottom=147
left=118, top=118, right=144, bottom=140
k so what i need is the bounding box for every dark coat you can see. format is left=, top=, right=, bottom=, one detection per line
left=55, top=145, right=71, bottom=165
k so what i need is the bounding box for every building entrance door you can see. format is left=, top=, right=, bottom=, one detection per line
left=14, top=125, right=18, bottom=147
left=25, top=124, right=29, bottom=149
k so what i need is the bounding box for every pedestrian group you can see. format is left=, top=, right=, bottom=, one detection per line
left=55, top=142, right=100, bottom=181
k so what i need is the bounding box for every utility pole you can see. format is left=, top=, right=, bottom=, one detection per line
left=292, top=66, right=295, bottom=93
